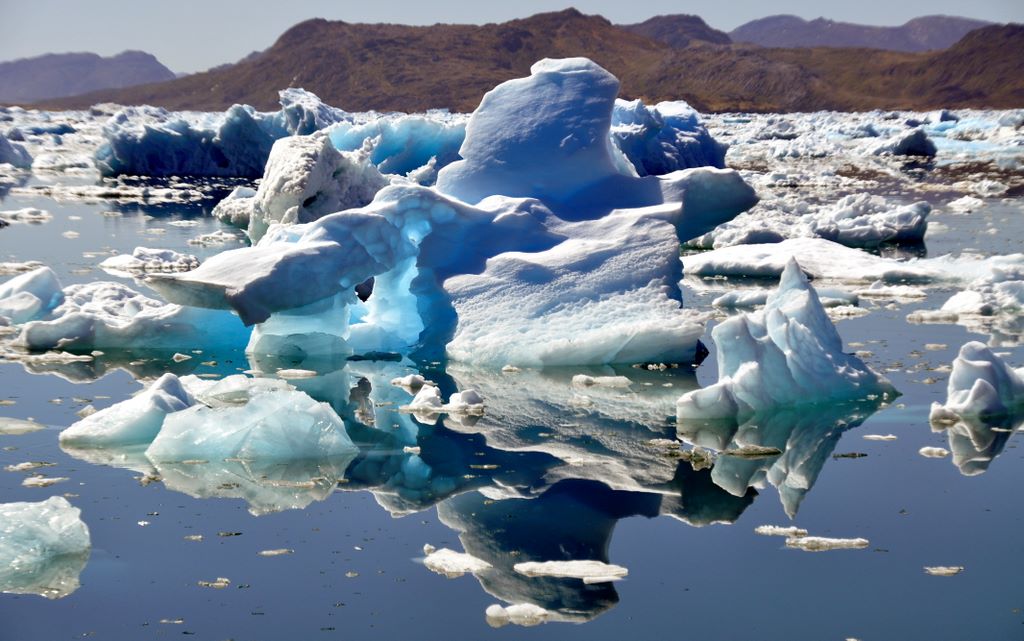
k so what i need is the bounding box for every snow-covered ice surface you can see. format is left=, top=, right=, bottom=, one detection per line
left=1, top=71, right=1024, bottom=641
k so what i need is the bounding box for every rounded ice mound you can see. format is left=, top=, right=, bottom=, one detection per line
left=929, top=341, right=1024, bottom=422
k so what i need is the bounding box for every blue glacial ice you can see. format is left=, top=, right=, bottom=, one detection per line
left=0, top=496, right=91, bottom=599
left=610, top=99, right=726, bottom=177
left=0, top=134, right=32, bottom=169
left=0, top=267, right=245, bottom=352
left=676, top=259, right=896, bottom=420
left=148, top=58, right=756, bottom=366
left=327, top=111, right=467, bottom=180
left=95, top=89, right=346, bottom=178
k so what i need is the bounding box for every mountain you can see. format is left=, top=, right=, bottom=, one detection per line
left=620, top=15, right=731, bottom=48
left=730, top=14, right=993, bottom=52
left=0, top=50, right=176, bottom=103
left=36, top=11, right=1024, bottom=113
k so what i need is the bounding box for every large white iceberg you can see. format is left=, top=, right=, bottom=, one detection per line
left=0, top=496, right=91, bottom=599
left=149, top=58, right=756, bottom=366
left=677, top=259, right=895, bottom=420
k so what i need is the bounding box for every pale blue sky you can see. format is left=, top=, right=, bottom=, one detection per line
left=1, top=0, right=1020, bottom=73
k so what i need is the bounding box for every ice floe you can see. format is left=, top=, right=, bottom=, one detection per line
left=98, top=247, right=200, bottom=275
left=0, top=496, right=90, bottom=599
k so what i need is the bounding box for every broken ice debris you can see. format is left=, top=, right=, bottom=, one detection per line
left=422, top=546, right=492, bottom=578
left=785, top=536, right=869, bottom=552
left=512, top=560, right=628, bottom=584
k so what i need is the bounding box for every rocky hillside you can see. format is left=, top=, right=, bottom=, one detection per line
left=0, top=50, right=176, bottom=103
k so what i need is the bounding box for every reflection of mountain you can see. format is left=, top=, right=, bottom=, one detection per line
left=677, top=400, right=885, bottom=517
left=933, top=412, right=1021, bottom=477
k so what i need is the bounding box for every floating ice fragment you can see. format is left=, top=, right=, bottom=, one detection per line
left=197, top=577, right=230, bottom=589
left=0, top=496, right=90, bottom=599
left=0, top=208, right=52, bottom=224
left=61, top=373, right=195, bottom=447
left=145, top=389, right=357, bottom=464
left=785, top=536, right=869, bottom=551
left=512, top=560, right=628, bottom=583
left=862, top=434, right=897, bottom=441
left=258, top=549, right=294, bottom=557
left=275, top=368, right=318, bottom=379
left=924, top=566, right=963, bottom=576
left=571, top=375, right=632, bottom=388
left=918, top=447, right=950, bottom=458
left=754, top=525, right=808, bottom=538
left=21, top=476, right=69, bottom=488
left=423, top=547, right=492, bottom=578
left=0, top=417, right=45, bottom=435
left=485, top=603, right=553, bottom=628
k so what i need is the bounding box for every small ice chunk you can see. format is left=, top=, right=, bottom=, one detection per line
left=571, top=375, right=632, bottom=388
left=785, top=536, right=869, bottom=551
left=485, top=603, right=552, bottom=628
left=21, top=476, right=69, bottom=488
left=924, top=566, right=963, bottom=576
left=423, top=547, right=492, bottom=578
left=60, top=373, right=195, bottom=447
left=446, top=388, right=484, bottom=412
left=197, top=577, right=231, bottom=589
left=172, top=353, right=192, bottom=362
left=258, top=548, right=294, bottom=557
left=0, top=208, right=52, bottom=224
left=919, top=446, right=950, bottom=458
left=512, top=560, right=628, bottom=583
left=275, top=368, right=318, bottom=379
left=0, top=417, right=46, bottom=435
left=754, top=525, right=808, bottom=538
left=390, top=374, right=432, bottom=391
left=0, top=497, right=90, bottom=599
left=862, top=434, right=897, bottom=441
left=405, top=385, right=444, bottom=412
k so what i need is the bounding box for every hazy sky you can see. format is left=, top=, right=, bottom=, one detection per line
left=1, top=0, right=1021, bottom=73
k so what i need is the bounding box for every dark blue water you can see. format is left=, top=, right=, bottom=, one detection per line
left=1, top=177, right=1023, bottom=641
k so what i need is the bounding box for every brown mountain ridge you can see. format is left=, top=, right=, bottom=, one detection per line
left=38, top=9, right=1024, bottom=114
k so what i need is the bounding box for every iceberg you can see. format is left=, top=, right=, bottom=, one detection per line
left=223, top=133, right=388, bottom=241
left=0, top=266, right=63, bottom=324
left=0, top=134, right=32, bottom=169
left=610, top=99, right=726, bottom=177
left=95, top=89, right=346, bottom=178
left=60, top=372, right=195, bottom=447
left=677, top=259, right=895, bottom=420
left=872, top=127, right=937, bottom=157
left=0, top=496, right=90, bottom=599
left=327, top=111, right=467, bottom=179
left=145, top=388, right=357, bottom=463
left=10, top=276, right=245, bottom=352
left=150, top=58, right=755, bottom=366
left=929, top=342, right=1024, bottom=421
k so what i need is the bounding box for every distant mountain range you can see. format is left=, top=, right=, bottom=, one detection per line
left=621, top=14, right=731, bottom=48
left=0, top=51, right=175, bottom=103
left=730, top=15, right=993, bottom=52
left=27, top=10, right=1024, bottom=113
